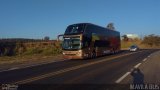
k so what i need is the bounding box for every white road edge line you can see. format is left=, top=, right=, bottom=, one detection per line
left=7, top=67, right=20, bottom=71
left=0, top=59, right=67, bottom=73
left=134, top=63, right=142, bottom=68
left=143, top=58, right=147, bottom=62
left=115, top=72, right=131, bottom=83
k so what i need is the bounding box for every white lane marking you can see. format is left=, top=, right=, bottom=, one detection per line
left=0, top=59, right=67, bottom=73
left=115, top=63, right=142, bottom=83
left=115, top=52, right=150, bottom=84
left=115, top=72, right=131, bottom=83
left=143, top=58, right=147, bottom=62
left=134, top=63, right=141, bottom=68
left=0, top=67, right=20, bottom=73
left=8, top=67, right=20, bottom=70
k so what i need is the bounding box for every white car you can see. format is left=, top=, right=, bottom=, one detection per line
left=129, top=45, right=139, bottom=51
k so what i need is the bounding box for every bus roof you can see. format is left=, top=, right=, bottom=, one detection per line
left=70, top=23, right=119, bottom=33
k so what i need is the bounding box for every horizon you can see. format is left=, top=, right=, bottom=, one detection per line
left=0, top=0, right=160, bottom=39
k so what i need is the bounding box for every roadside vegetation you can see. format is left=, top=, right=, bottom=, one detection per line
left=121, top=34, right=160, bottom=49
left=142, top=34, right=160, bottom=48
left=0, top=39, right=62, bottom=64
left=0, top=34, right=160, bottom=64
left=0, top=40, right=62, bottom=56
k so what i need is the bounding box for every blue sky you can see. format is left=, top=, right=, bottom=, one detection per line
left=0, top=0, right=160, bottom=39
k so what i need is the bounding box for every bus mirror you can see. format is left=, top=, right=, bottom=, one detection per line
left=57, top=34, right=64, bottom=41
left=80, top=42, right=83, bottom=48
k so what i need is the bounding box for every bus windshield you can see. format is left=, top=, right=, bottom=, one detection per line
left=62, top=37, right=81, bottom=50
left=65, top=24, right=84, bottom=35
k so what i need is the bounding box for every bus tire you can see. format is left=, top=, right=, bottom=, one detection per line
left=92, top=52, right=96, bottom=58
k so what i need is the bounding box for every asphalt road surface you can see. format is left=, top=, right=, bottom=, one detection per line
left=0, top=49, right=159, bottom=90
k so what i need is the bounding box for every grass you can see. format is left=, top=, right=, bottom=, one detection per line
left=0, top=41, right=63, bottom=65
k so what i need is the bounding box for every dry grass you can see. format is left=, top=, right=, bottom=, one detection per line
left=120, top=40, right=159, bottom=49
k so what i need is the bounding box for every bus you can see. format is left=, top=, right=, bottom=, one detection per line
left=60, top=23, right=120, bottom=59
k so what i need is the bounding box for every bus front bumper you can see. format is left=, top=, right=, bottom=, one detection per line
left=63, top=55, right=84, bottom=59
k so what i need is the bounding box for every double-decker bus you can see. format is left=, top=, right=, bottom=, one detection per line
left=60, top=23, right=120, bottom=59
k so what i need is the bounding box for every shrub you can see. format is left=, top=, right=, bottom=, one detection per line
left=24, top=47, right=43, bottom=55
left=142, top=34, right=160, bottom=47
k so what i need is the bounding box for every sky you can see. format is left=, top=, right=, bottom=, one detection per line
left=0, top=0, right=160, bottom=39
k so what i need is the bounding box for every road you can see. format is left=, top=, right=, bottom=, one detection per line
left=0, top=49, right=159, bottom=90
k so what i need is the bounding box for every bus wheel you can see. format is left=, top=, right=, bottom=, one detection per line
left=92, top=52, right=96, bottom=58
left=111, top=50, right=114, bottom=54
left=87, top=53, right=92, bottom=59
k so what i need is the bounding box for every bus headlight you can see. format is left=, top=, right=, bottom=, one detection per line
left=76, top=51, right=82, bottom=56
left=63, top=52, right=65, bottom=55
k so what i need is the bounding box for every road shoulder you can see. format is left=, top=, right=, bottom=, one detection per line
left=121, top=50, right=160, bottom=84
left=0, top=54, right=65, bottom=72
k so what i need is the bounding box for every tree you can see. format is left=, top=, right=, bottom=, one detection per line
left=142, top=34, right=160, bottom=47
left=106, top=23, right=115, bottom=30
left=122, top=35, right=129, bottom=41
left=44, top=36, right=50, bottom=41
